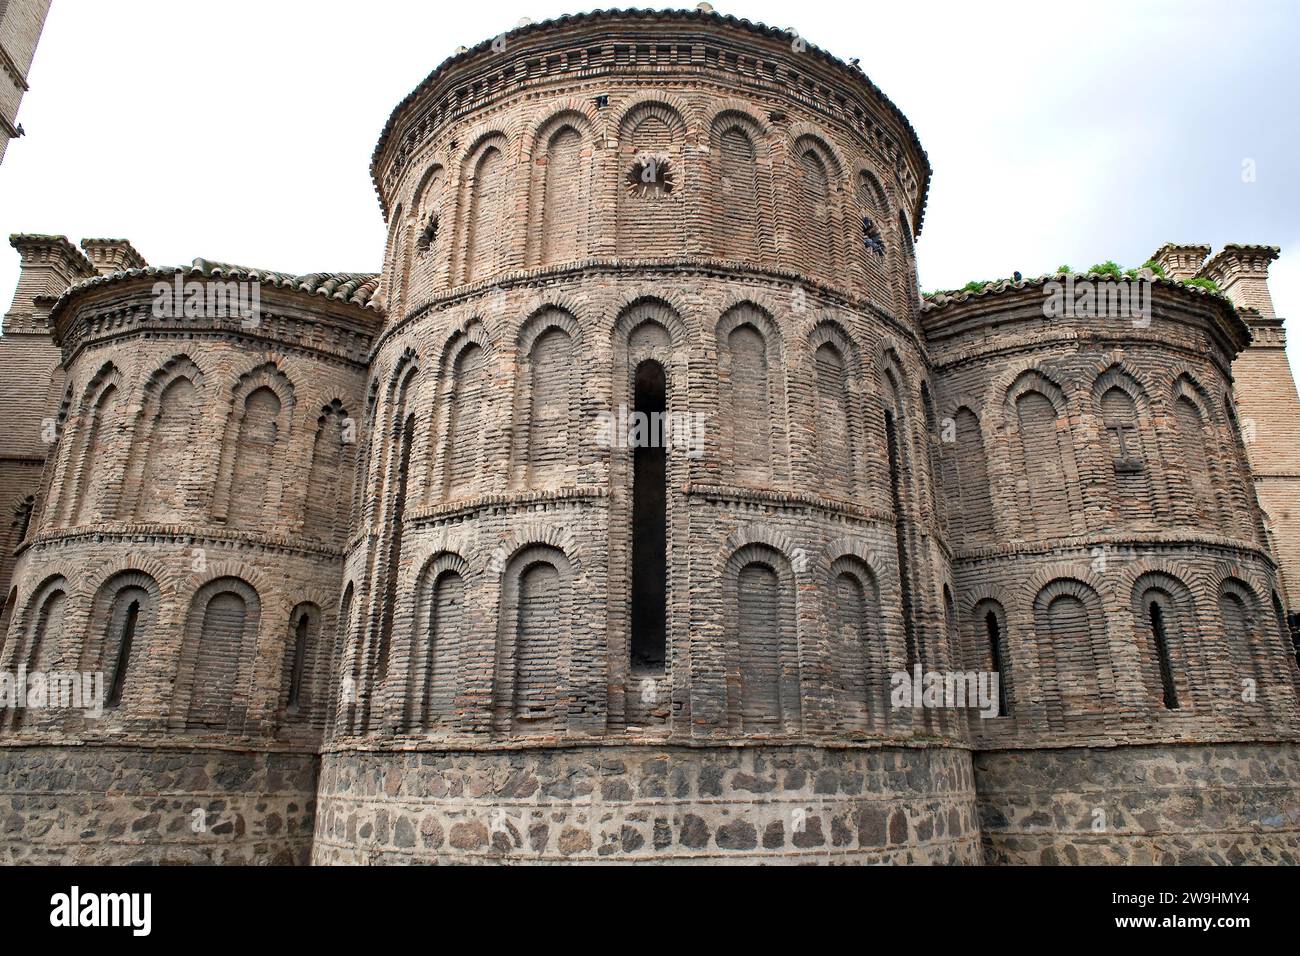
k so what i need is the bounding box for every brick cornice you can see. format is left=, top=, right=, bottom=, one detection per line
left=17, top=523, right=345, bottom=561
left=952, top=531, right=1274, bottom=568
left=371, top=8, right=931, bottom=232
left=371, top=255, right=923, bottom=360
left=0, top=40, right=30, bottom=91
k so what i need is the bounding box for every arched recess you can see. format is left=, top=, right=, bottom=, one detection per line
left=1007, top=370, right=1076, bottom=540
left=406, top=551, right=469, bottom=731
left=64, top=363, right=126, bottom=526
left=83, top=570, right=160, bottom=713
left=723, top=543, right=801, bottom=734
left=1033, top=578, right=1112, bottom=728
left=37, top=381, right=74, bottom=530
left=281, top=601, right=322, bottom=725
left=351, top=379, right=380, bottom=529
left=609, top=298, right=689, bottom=693
left=8, top=575, right=68, bottom=730
left=1272, top=590, right=1300, bottom=684
left=304, top=399, right=355, bottom=546
left=11, top=494, right=35, bottom=545
left=1169, top=375, right=1222, bottom=527
left=828, top=555, right=886, bottom=730
left=334, top=580, right=357, bottom=733
left=895, top=211, right=921, bottom=315
left=458, top=134, right=511, bottom=284
left=174, top=576, right=261, bottom=732
left=1222, top=397, right=1267, bottom=542
left=213, top=363, right=295, bottom=530
left=380, top=202, right=404, bottom=312
left=943, top=406, right=994, bottom=544
left=405, top=163, right=447, bottom=307
left=717, top=303, right=786, bottom=487
left=880, top=359, right=919, bottom=666
left=709, top=111, right=766, bottom=263
left=808, top=321, right=860, bottom=499
left=0, top=585, right=17, bottom=656
left=1092, top=367, right=1159, bottom=525
left=971, top=598, right=1011, bottom=717
left=1130, top=572, right=1196, bottom=713
left=1217, top=578, right=1270, bottom=718
left=921, top=384, right=946, bottom=533
left=433, top=324, right=493, bottom=502
left=511, top=308, right=580, bottom=490
left=528, top=112, right=593, bottom=266
left=124, top=355, right=204, bottom=522
left=370, top=355, right=421, bottom=706
left=855, top=168, right=891, bottom=303
left=616, top=101, right=687, bottom=258
left=493, top=544, right=573, bottom=736
left=790, top=134, right=842, bottom=280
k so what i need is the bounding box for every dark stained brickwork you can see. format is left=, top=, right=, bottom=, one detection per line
left=0, top=8, right=1298, bottom=864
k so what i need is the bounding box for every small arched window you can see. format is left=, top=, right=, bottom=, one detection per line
left=1143, top=592, right=1179, bottom=710
left=14, top=495, right=35, bottom=541
left=882, top=393, right=917, bottom=667
left=287, top=608, right=312, bottom=715
left=983, top=608, right=1010, bottom=717
left=631, top=360, right=668, bottom=671
left=105, top=591, right=143, bottom=708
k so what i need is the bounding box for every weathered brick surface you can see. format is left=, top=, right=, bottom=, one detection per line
left=1, top=8, right=1299, bottom=865
left=0, top=0, right=50, bottom=164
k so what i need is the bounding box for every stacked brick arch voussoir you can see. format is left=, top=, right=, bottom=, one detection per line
left=1, top=8, right=1298, bottom=865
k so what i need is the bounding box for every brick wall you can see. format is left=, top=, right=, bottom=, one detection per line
left=0, top=0, right=51, bottom=163
left=2, top=9, right=1298, bottom=865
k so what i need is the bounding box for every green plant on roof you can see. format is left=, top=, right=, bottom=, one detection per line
left=1087, top=260, right=1124, bottom=279
left=1122, top=259, right=1167, bottom=279
left=930, top=259, right=1223, bottom=300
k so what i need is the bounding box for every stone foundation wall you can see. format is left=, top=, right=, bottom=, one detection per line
left=0, top=744, right=318, bottom=864
left=313, top=744, right=981, bottom=864
left=975, top=741, right=1300, bottom=864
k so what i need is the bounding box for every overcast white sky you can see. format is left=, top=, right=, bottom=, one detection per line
left=3, top=0, right=1298, bottom=378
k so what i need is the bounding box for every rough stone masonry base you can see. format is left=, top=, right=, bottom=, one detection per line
left=975, top=741, right=1300, bottom=865
left=0, top=745, right=318, bottom=864
left=312, top=744, right=983, bottom=864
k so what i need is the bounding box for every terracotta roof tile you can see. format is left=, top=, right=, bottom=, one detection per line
left=48, top=257, right=382, bottom=324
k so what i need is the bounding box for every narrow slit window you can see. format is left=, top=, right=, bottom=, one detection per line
left=630, top=360, right=667, bottom=670
left=885, top=410, right=917, bottom=666
left=985, top=610, right=1008, bottom=717
left=106, top=600, right=139, bottom=708
left=1148, top=600, right=1179, bottom=709
left=378, top=413, right=415, bottom=682
left=288, top=612, right=310, bottom=714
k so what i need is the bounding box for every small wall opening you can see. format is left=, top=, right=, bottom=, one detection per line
left=106, top=599, right=139, bottom=708
left=1148, top=600, right=1179, bottom=709
left=884, top=409, right=917, bottom=666
left=630, top=360, right=667, bottom=671
left=288, top=611, right=310, bottom=714
left=377, top=413, right=415, bottom=683
left=984, top=610, right=1008, bottom=717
